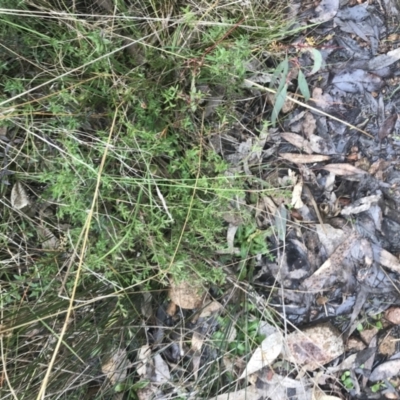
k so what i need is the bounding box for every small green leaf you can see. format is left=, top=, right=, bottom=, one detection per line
left=271, top=84, right=287, bottom=126
left=371, top=382, right=385, bottom=393
left=310, top=48, right=323, bottom=74
left=344, top=378, right=354, bottom=389
left=341, top=371, right=350, bottom=380
left=297, top=69, right=310, bottom=101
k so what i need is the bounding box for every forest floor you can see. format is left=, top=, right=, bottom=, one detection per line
left=1, top=0, right=400, bottom=399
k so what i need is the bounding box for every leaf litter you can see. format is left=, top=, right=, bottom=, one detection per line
left=17, top=0, right=400, bottom=398
left=197, top=0, right=400, bottom=398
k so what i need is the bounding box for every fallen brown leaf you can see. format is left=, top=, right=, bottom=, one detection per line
left=378, top=114, right=397, bottom=141
left=280, top=153, right=331, bottom=163
left=322, top=163, right=368, bottom=176
left=280, top=132, right=313, bottom=154
left=302, top=233, right=358, bottom=291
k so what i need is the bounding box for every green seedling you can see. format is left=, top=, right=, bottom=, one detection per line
left=341, top=371, right=354, bottom=390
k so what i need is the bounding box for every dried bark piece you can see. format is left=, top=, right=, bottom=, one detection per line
left=169, top=275, right=206, bottom=309
left=385, top=307, right=400, bottom=325
left=302, top=112, right=317, bottom=137
left=284, top=323, right=344, bottom=371
left=378, top=333, right=396, bottom=356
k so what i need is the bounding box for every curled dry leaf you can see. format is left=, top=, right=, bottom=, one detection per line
left=11, top=182, right=30, bottom=210
left=227, top=224, right=240, bottom=254
left=37, top=226, right=59, bottom=250
left=302, top=233, right=358, bottom=292
left=280, top=153, right=331, bottom=164
left=191, top=331, right=205, bottom=353
left=302, top=112, right=317, bottom=137
left=291, top=179, right=304, bottom=209
left=239, top=332, right=282, bottom=379
left=280, top=132, right=335, bottom=156
left=137, top=345, right=170, bottom=384
left=341, top=194, right=381, bottom=216
left=260, top=196, right=277, bottom=215
left=378, top=114, right=397, bottom=141
left=216, top=224, right=241, bottom=255
left=375, top=247, right=400, bottom=274
left=137, top=345, right=152, bottom=377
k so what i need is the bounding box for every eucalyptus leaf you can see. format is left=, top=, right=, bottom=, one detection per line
left=297, top=69, right=310, bottom=101
left=310, top=48, right=323, bottom=74
left=271, top=83, right=287, bottom=126
left=276, top=59, right=289, bottom=95
left=270, top=57, right=289, bottom=89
